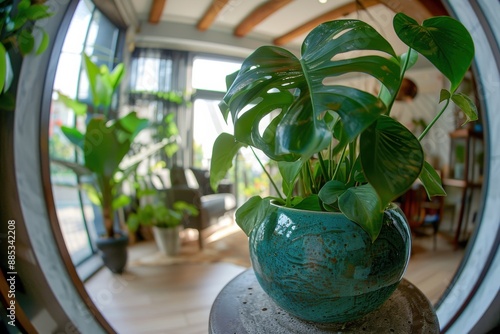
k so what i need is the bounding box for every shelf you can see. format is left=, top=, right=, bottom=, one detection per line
left=442, top=178, right=482, bottom=188
left=449, top=128, right=483, bottom=139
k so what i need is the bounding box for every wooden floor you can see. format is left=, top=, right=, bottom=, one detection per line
left=84, top=220, right=465, bottom=334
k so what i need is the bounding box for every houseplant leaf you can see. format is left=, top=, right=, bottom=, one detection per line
left=419, top=161, right=446, bottom=198
left=222, top=19, right=401, bottom=160
left=360, top=116, right=424, bottom=206
left=318, top=180, right=347, bottom=205
left=278, top=160, right=302, bottom=197
left=393, top=13, right=474, bottom=93
left=60, top=126, right=84, bottom=150
left=338, top=184, right=383, bottom=241
left=35, top=30, right=50, bottom=55
left=83, top=53, right=103, bottom=107
left=57, top=92, right=87, bottom=116
left=18, top=29, right=35, bottom=55
left=452, top=93, right=478, bottom=125
left=112, top=194, right=130, bottom=210
left=0, top=43, right=6, bottom=93
left=235, top=196, right=275, bottom=236
left=210, top=132, right=246, bottom=191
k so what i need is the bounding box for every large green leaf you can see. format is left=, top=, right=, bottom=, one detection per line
left=84, top=112, right=147, bottom=178
left=210, top=133, right=246, bottom=191
left=83, top=54, right=99, bottom=104
left=393, top=13, right=474, bottom=93
left=222, top=19, right=401, bottom=160
left=338, top=184, right=383, bottom=241
left=360, top=116, right=424, bottom=206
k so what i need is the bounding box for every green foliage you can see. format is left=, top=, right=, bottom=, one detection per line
left=210, top=13, right=477, bottom=240
left=56, top=54, right=151, bottom=238
left=1, top=0, right=52, bottom=105
left=126, top=201, right=199, bottom=232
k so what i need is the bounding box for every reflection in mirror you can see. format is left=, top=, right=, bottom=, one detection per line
left=44, top=2, right=489, bottom=333
left=48, top=0, right=123, bottom=271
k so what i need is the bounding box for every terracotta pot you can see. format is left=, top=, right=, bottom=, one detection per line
left=249, top=203, right=411, bottom=323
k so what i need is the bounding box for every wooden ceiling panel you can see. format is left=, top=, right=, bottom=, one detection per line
left=234, top=0, right=293, bottom=38
left=148, top=0, right=167, bottom=24
left=197, top=0, right=231, bottom=31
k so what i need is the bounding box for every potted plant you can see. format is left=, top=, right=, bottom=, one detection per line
left=127, top=197, right=199, bottom=256
left=209, top=13, right=477, bottom=323
left=54, top=54, right=157, bottom=273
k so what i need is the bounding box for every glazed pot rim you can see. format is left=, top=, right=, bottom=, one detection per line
left=270, top=200, right=399, bottom=215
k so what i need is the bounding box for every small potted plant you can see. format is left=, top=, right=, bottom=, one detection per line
left=210, top=13, right=477, bottom=323
left=126, top=198, right=199, bottom=256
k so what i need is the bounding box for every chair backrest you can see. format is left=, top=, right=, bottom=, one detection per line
left=170, top=165, right=199, bottom=189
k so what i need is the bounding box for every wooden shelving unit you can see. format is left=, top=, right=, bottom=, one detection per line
left=443, top=128, right=483, bottom=247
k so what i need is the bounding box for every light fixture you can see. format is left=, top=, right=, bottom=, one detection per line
left=318, top=0, right=328, bottom=4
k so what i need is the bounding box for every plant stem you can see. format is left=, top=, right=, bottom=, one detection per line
left=250, top=147, right=284, bottom=200
left=386, top=47, right=413, bottom=116
left=418, top=98, right=450, bottom=141
left=332, top=145, right=348, bottom=181
left=317, top=153, right=329, bottom=181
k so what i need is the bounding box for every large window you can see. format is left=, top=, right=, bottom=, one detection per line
left=49, top=0, right=123, bottom=266
left=191, top=56, right=277, bottom=205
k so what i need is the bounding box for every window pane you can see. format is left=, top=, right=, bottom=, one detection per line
left=51, top=172, right=93, bottom=264
left=192, top=58, right=241, bottom=91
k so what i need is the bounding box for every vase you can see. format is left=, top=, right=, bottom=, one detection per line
left=95, top=232, right=129, bottom=274
left=152, top=226, right=182, bottom=256
left=249, top=203, right=411, bottom=323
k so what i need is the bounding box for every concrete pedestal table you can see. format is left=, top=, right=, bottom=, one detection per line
left=209, top=269, right=439, bottom=333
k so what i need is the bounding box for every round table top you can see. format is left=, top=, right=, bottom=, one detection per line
left=209, top=269, right=439, bottom=334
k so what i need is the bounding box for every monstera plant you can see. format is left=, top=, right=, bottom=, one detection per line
left=209, top=13, right=477, bottom=323
left=210, top=13, right=477, bottom=242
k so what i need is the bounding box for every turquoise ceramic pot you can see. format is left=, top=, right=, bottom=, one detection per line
left=249, top=203, right=411, bottom=323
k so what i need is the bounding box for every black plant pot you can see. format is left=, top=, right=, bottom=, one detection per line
left=95, top=233, right=129, bottom=274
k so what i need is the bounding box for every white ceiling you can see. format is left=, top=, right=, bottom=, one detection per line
left=124, top=0, right=428, bottom=58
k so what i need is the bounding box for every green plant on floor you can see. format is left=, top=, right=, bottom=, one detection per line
left=55, top=53, right=153, bottom=239
left=1, top=0, right=52, bottom=110
left=127, top=200, right=199, bottom=232
left=210, top=13, right=477, bottom=241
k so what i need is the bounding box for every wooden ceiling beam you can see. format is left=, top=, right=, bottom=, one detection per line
left=376, top=0, right=448, bottom=22
left=148, top=0, right=167, bottom=24
left=273, top=0, right=379, bottom=46
left=234, top=0, right=293, bottom=38
left=197, top=0, right=231, bottom=31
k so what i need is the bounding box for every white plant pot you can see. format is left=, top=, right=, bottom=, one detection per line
left=152, top=226, right=182, bottom=256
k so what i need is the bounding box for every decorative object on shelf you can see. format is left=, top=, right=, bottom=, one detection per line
left=210, top=13, right=476, bottom=322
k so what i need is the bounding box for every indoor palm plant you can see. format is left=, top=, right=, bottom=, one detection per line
left=210, top=13, right=477, bottom=323
left=55, top=54, right=154, bottom=273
